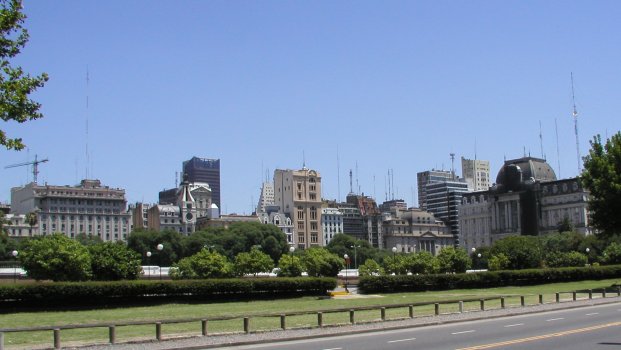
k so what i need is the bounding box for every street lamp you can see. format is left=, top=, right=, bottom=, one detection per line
left=586, top=248, right=591, bottom=265
left=157, top=243, right=164, bottom=280
left=11, top=250, right=18, bottom=283
left=146, top=251, right=152, bottom=279
left=391, top=247, right=397, bottom=275
left=350, top=244, right=360, bottom=269
left=344, top=254, right=349, bottom=292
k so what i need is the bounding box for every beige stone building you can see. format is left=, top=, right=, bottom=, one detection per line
left=273, top=168, right=322, bottom=249
left=382, top=207, right=454, bottom=255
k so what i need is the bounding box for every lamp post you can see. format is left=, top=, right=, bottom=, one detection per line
left=157, top=243, right=164, bottom=280
left=146, top=251, right=152, bottom=279
left=391, top=247, right=397, bottom=275
left=350, top=244, right=360, bottom=269
left=11, top=250, right=18, bottom=283
left=344, top=254, right=349, bottom=292
left=586, top=247, right=591, bottom=265
left=471, top=247, right=477, bottom=270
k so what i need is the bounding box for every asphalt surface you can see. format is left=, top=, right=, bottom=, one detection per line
left=215, top=302, right=621, bottom=350
left=73, top=297, right=621, bottom=350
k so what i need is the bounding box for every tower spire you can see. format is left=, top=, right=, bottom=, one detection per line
left=571, top=72, right=581, bottom=174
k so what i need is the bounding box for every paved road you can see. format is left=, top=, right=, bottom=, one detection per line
left=215, top=302, right=621, bottom=350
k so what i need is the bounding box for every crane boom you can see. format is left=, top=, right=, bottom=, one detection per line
left=4, top=155, right=49, bottom=183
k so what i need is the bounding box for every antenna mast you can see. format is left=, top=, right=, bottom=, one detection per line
left=571, top=73, right=581, bottom=174
left=450, top=153, right=455, bottom=180
left=85, top=67, right=90, bottom=180
left=539, top=120, right=545, bottom=159
left=555, top=118, right=562, bottom=178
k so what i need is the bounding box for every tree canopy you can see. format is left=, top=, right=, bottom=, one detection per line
left=0, top=0, right=48, bottom=150
left=19, top=233, right=91, bottom=281
left=581, top=132, right=621, bottom=237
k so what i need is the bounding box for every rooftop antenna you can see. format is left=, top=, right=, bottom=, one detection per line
left=85, top=67, right=90, bottom=180
left=474, top=138, right=478, bottom=160
left=450, top=153, right=455, bottom=180
left=337, top=146, right=341, bottom=202
left=349, top=169, right=353, bottom=195
left=355, top=161, right=359, bottom=195
left=571, top=72, right=581, bottom=174
left=391, top=168, right=395, bottom=200
left=539, top=120, right=545, bottom=159
left=373, top=175, right=376, bottom=200
left=302, top=151, right=306, bottom=170
left=175, top=172, right=178, bottom=187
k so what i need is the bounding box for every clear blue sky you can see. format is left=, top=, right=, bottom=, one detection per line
left=2, top=1, right=620, bottom=214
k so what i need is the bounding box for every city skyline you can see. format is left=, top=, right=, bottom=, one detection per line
left=1, top=1, right=619, bottom=214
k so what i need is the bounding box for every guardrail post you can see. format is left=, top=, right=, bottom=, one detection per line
left=556, top=293, right=560, bottom=303
left=350, top=310, right=355, bottom=324
left=573, top=291, right=577, bottom=301
left=317, top=312, right=323, bottom=328
left=603, top=289, right=607, bottom=298
left=520, top=296, right=525, bottom=307
left=409, top=305, right=414, bottom=318
left=280, top=314, right=286, bottom=330
left=54, top=328, right=61, bottom=349
left=617, top=286, right=621, bottom=296
left=109, top=325, right=116, bottom=344
left=244, top=317, right=250, bottom=333
left=435, top=303, right=440, bottom=316
left=0, top=332, right=4, bottom=350
left=459, top=301, right=464, bottom=313
left=480, top=299, right=485, bottom=311
left=156, top=322, right=162, bottom=341
left=202, top=319, right=208, bottom=336
left=381, top=307, right=386, bottom=321
left=501, top=297, right=506, bottom=309
left=589, top=289, right=593, bottom=299
left=539, top=294, right=544, bottom=304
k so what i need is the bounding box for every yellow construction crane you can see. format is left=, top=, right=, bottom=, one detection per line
left=5, top=155, right=49, bottom=184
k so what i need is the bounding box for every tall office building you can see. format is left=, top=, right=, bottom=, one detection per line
left=425, top=180, right=469, bottom=242
left=461, top=157, right=491, bottom=192
left=273, top=167, right=322, bottom=249
left=417, top=170, right=454, bottom=210
left=256, top=182, right=275, bottom=214
left=182, top=157, right=221, bottom=210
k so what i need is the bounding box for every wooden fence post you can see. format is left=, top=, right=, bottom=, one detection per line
left=459, top=301, right=464, bottom=313
left=501, top=297, right=506, bottom=309
left=350, top=310, right=355, bottom=324
left=201, top=319, right=208, bottom=336
left=54, top=328, right=61, bottom=350
left=603, top=289, right=607, bottom=298
left=109, top=326, right=116, bottom=344
left=573, top=292, right=577, bottom=301
left=317, top=312, right=323, bottom=328
left=435, top=303, right=440, bottom=316
left=556, top=293, right=560, bottom=303
left=480, top=299, right=485, bottom=311
left=520, top=296, right=525, bottom=307
left=156, top=322, right=162, bottom=341
left=0, top=332, right=4, bottom=350
left=539, top=294, right=544, bottom=304
left=589, top=289, right=593, bottom=299
left=244, top=317, right=250, bottom=333
left=409, top=305, right=414, bottom=318
left=381, top=307, right=386, bottom=321
left=280, top=315, right=286, bottom=330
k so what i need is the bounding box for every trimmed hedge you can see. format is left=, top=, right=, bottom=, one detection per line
left=358, top=265, right=621, bottom=294
left=0, top=277, right=336, bottom=308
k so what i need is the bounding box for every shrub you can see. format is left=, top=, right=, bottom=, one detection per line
left=19, top=233, right=92, bottom=281
left=488, top=253, right=510, bottom=271
left=89, top=242, right=142, bottom=281
left=358, top=259, right=382, bottom=276
left=171, top=249, right=234, bottom=279
left=545, top=251, right=588, bottom=268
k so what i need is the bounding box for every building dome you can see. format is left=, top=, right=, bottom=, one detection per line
left=496, top=157, right=557, bottom=190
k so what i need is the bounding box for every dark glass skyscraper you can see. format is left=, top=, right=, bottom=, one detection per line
left=182, top=157, right=221, bottom=210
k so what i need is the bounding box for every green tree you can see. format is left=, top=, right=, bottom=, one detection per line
left=557, top=217, right=575, bottom=233
left=75, top=232, right=103, bottom=246
left=487, top=253, right=510, bottom=271
left=277, top=254, right=303, bottom=277
left=436, top=247, right=471, bottom=273
left=301, top=247, right=344, bottom=277
left=170, top=249, right=234, bottom=279
left=127, top=229, right=183, bottom=265
left=581, top=132, right=621, bottom=237
left=358, top=258, right=382, bottom=276
left=490, top=235, right=543, bottom=270
left=19, top=233, right=91, bottom=281
left=404, top=251, right=438, bottom=274
left=326, top=234, right=376, bottom=268
left=381, top=253, right=408, bottom=275
left=601, top=242, right=621, bottom=265
left=541, top=232, right=584, bottom=254
left=0, top=0, right=48, bottom=150
left=89, top=241, right=142, bottom=280
left=234, top=246, right=274, bottom=276
left=0, top=231, right=19, bottom=259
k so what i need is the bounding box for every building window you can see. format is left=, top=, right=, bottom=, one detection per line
left=311, top=233, right=318, bottom=243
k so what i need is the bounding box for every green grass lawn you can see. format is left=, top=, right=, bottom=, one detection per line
left=1, top=278, right=619, bottom=349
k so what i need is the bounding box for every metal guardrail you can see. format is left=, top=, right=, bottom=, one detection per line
left=0, top=287, right=619, bottom=350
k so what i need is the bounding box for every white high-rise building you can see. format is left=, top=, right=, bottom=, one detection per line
left=461, top=157, right=491, bottom=192
left=256, top=182, right=274, bottom=214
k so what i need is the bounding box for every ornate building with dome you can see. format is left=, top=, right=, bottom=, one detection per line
left=459, top=157, right=591, bottom=252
